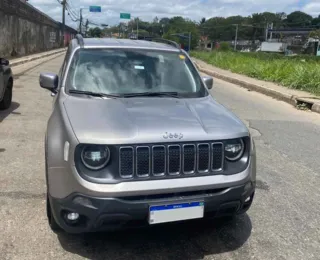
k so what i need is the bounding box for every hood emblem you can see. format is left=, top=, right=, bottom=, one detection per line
left=163, top=132, right=183, bottom=140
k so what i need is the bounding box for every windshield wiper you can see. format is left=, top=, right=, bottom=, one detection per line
left=69, top=89, right=120, bottom=98
left=122, top=92, right=180, bottom=98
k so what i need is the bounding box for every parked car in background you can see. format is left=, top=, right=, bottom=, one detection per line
left=40, top=35, right=256, bottom=234
left=0, top=57, right=13, bottom=110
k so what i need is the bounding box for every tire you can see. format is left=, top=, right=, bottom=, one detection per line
left=46, top=194, right=62, bottom=233
left=0, top=80, right=13, bottom=110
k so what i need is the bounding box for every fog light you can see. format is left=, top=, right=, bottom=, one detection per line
left=245, top=197, right=251, bottom=203
left=67, top=212, right=79, bottom=221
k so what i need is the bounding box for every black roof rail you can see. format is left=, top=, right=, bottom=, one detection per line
left=75, top=34, right=84, bottom=48
left=147, top=38, right=181, bottom=49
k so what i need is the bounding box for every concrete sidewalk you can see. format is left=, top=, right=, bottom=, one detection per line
left=9, top=48, right=66, bottom=77
left=9, top=48, right=67, bottom=67
left=193, top=57, right=320, bottom=114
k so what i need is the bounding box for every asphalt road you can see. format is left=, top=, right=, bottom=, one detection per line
left=1, top=55, right=320, bottom=260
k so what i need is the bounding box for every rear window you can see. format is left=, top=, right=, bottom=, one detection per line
left=65, top=48, right=208, bottom=98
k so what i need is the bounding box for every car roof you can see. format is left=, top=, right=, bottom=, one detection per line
left=74, top=37, right=181, bottom=52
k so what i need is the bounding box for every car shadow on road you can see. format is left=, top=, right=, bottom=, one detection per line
left=57, top=214, right=252, bottom=260
left=0, top=102, right=20, bottom=123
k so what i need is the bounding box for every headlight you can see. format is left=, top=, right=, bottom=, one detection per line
left=81, top=145, right=110, bottom=170
left=225, top=138, right=244, bottom=161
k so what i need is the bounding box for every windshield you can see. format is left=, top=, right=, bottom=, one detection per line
left=65, top=48, right=208, bottom=98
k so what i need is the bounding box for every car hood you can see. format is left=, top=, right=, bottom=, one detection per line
left=63, top=95, right=249, bottom=144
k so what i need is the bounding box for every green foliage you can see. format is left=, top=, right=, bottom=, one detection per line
left=88, top=27, right=102, bottom=38
left=285, top=11, right=313, bottom=27
left=101, top=10, right=319, bottom=52
left=162, top=16, right=200, bottom=49
left=192, top=51, right=320, bottom=95
left=309, top=30, right=320, bottom=39
left=219, top=42, right=231, bottom=51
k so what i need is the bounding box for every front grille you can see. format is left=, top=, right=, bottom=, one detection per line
left=119, top=147, right=134, bottom=178
left=136, top=146, right=150, bottom=177
left=198, top=144, right=210, bottom=173
left=183, top=144, right=196, bottom=174
left=168, top=145, right=181, bottom=175
left=119, top=142, right=224, bottom=179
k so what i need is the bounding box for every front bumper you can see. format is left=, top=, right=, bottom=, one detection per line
left=49, top=181, right=255, bottom=234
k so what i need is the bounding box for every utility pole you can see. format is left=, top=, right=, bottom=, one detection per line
left=188, top=32, right=191, bottom=53
left=270, top=23, right=273, bottom=41
left=61, top=0, right=66, bottom=47
left=234, top=24, right=238, bottom=51
left=85, top=19, right=89, bottom=37
left=79, top=8, right=83, bottom=34
left=136, top=17, right=139, bottom=39
left=265, top=23, right=269, bottom=41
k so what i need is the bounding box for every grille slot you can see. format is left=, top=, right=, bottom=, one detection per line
left=152, top=146, right=166, bottom=176
left=119, top=147, right=134, bottom=178
left=197, top=144, right=210, bottom=173
left=136, top=146, right=150, bottom=177
left=183, top=144, right=196, bottom=174
left=119, top=141, right=224, bottom=179
left=168, top=145, right=181, bottom=175
left=212, top=143, right=224, bottom=171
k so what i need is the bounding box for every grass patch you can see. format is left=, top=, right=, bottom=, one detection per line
left=191, top=51, right=320, bottom=95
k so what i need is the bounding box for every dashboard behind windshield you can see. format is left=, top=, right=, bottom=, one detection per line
left=65, top=48, right=208, bottom=98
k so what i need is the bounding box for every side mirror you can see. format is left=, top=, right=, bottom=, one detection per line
left=202, top=76, right=214, bottom=89
left=0, top=58, right=9, bottom=66
left=39, top=72, right=58, bottom=92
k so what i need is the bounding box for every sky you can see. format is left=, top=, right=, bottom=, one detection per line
left=27, top=0, right=320, bottom=29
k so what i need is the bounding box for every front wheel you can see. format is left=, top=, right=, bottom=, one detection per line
left=0, top=80, right=13, bottom=110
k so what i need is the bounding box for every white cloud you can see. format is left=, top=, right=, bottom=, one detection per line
left=26, top=0, right=317, bottom=29
left=302, top=2, right=320, bottom=16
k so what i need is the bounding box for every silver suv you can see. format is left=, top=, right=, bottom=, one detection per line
left=40, top=35, right=256, bottom=234
left=0, top=57, right=13, bottom=110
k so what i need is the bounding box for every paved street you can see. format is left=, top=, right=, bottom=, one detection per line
left=1, top=55, right=320, bottom=260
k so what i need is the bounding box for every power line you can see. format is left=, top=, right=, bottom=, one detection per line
left=65, top=1, right=79, bottom=20
left=66, top=8, right=79, bottom=21
left=67, top=0, right=77, bottom=12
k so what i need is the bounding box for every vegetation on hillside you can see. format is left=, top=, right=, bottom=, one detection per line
left=93, top=11, right=320, bottom=47
left=191, top=50, right=320, bottom=95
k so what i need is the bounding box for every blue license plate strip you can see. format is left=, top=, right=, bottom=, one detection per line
left=149, top=201, right=204, bottom=224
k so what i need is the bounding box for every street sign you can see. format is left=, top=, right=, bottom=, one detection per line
left=120, top=13, right=131, bottom=19
left=89, top=6, right=101, bottom=12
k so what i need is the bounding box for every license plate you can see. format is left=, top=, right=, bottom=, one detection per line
left=148, top=201, right=204, bottom=225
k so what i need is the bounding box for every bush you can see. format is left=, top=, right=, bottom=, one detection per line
left=191, top=51, right=320, bottom=95
left=219, top=42, right=231, bottom=52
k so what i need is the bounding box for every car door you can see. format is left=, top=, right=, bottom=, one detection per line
left=0, top=61, right=5, bottom=100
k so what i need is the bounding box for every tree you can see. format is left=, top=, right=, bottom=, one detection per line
left=285, top=11, right=313, bottom=27
left=200, top=17, right=206, bottom=24
left=88, top=27, right=102, bottom=38
left=163, top=16, right=200, bottom=50
left=100, top=10, right=315, bottom=48
left=312, top=15, right=320, bottom=28
left=153, top=17, right=159, bottom=24
left=309, top=30, right=320, bottom=39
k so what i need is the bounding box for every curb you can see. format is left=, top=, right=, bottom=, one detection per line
left=193, top=60, right=320, bottom=115
left=10, top=48, right=67, bottom=67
